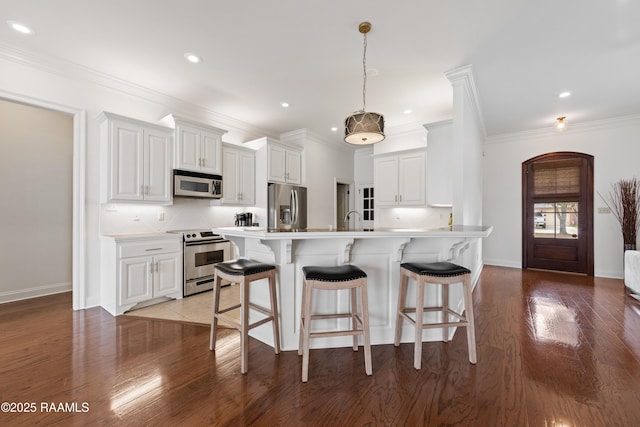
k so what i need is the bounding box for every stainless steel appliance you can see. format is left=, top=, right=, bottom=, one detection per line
left=268, top=183, right=307, bottom=230
left=173, top=169, right=222, bottom=199
left=167, top=229, right=232, bottom=296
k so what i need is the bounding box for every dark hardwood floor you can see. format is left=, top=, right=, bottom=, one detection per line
left=1, top=266, right=640, bottom=426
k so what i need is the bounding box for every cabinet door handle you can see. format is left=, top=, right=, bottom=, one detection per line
left=399, top=194, right=402, bottom=202
left=155, top=262, right=159, bottom=272
left=395, top=195, right=397, bottom=202
left=145, top=248, right=163, bottom=251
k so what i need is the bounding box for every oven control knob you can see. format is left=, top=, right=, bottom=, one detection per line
left=187, top=234, right=193, bottom=238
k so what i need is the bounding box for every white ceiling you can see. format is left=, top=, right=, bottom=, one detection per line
left=2, top=1, right=640, bottom=143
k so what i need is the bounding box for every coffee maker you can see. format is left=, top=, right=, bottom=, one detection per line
left=234, top=212, right=253, bottom=226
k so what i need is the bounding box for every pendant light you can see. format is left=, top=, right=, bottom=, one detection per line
left=344, top=22, right=385, bottom=145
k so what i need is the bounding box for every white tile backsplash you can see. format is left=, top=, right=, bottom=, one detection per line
left=99, top=198, right=263, bottom=235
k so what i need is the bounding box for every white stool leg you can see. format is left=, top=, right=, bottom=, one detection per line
left=414, top=278, right=425, bottom=370
left=442, top=282, right=449, bottom=343
left=360, top=282, right=372, bottom=376
left=240, top=277, right=249, bottom=374
left=268, top=270, right=281, bottom=354
left=351, top=287, right=358, bottom=351
left=462, top=274, right=477, bottom=364
left=301, top=280, right=313, bottom=383
left=209, top=273, right=223, bottom=351
left=298, top=280, right=307, bottom=356
left=394, top=270, right=408, bottom=346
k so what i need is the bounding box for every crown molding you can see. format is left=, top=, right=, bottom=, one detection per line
left=485, top=113, right=640, bottom=145
left=281, top=128, right=354, bottom=153
left=444, top=64, right=487, bottom=137
left=384, top=121, right=429, bottom=137
left=0, top=42, right=274, bottom=143
left=423, top=119, right=453, bottom=131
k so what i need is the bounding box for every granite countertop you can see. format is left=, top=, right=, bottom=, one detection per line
left=212, top=225, right=493, bottom=240
left=100, top=232, right=180, bottom=241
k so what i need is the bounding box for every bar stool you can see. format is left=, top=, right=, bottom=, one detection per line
left=394, top=261, right=476, bottom=370
left=298, top=265, right=372, bottom=382
left=209, top=258, right=280, bottom=374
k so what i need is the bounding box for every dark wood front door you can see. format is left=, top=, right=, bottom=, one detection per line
left=522, top=152, right=594, bottom=275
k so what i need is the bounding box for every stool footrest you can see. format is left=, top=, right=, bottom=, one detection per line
left=400, top=307, right=468, bottom=322
left=309, top=329, right=365, bottom=339
left=248, top=302, right=273, bottom=317
left=308, top=313, right=362, bottom=321
left=217, top=303, right=241, bottom=315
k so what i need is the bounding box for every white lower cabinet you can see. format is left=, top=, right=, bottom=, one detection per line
left=101, top=234, right=183, bottom=315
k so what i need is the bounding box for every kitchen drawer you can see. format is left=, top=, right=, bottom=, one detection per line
left=119, top=239, right=182, bottom=259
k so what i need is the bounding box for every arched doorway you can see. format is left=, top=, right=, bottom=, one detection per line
left=522, top=152, right=594, bottom=275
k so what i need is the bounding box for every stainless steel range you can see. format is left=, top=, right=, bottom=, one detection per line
left=167, top=229, right=232, bottom=297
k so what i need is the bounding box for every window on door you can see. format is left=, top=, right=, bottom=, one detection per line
left=359, top=185, right=374, bottom=230
left=533, top=202, right=579, bottom=239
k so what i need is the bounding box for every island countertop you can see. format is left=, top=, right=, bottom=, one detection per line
left=213, top=224, right=492, bottom=351
left=212, top=225, right=493, bottom=240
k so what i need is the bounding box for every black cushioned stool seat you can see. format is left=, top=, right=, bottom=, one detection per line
left=301, top=265, right=367, bottom=282
left=215, top=258, right=276, bottom=276
left=401, top=261, right=471, bottom=277
left=394, top=261, right=476, bottom=370
left=210, top=258, right=280, bottom=374
left=298, top=264, right=372, bottom=382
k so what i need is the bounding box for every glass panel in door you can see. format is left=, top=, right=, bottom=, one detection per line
left=533, top=202, right=578, bottom=239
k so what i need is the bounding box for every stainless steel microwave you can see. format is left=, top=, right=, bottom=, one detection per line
left=173, top=169, right=222, bottom=199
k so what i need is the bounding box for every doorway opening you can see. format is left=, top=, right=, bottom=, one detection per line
left=0, top=91, right=86, bottom=309
left=336, top=182, right=350, bottom=230
left=522, top=152, right=594, bottom=275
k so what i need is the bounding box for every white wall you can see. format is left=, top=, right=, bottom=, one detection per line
left=483, top=115, right=640, bottom=278
left=0, top=99, right=73, bottom=302
left=303, top=134, right=355, bottom=228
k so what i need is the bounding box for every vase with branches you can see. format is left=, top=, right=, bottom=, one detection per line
left=600, top=178, right=640, bottom=250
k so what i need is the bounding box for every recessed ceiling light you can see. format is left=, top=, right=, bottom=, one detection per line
left=184, top=53, right=200, bottom=63
left=558, top=91, right=571, bottom=98
left=403, top=109, right=413, bottom=115
left=280, top=102, right=290, bottom=108
left=331, top=127, right=338, bottom=132
left=7, top=20, right=33, bottom=35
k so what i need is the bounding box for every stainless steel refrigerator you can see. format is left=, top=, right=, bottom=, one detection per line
left=268, top=183, right=307, bottom=230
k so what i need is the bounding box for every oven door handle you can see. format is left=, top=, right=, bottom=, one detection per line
left=184, top=239, right=228, bottom=246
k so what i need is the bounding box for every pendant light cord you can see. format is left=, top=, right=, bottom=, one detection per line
left=362, top=31, right=368, bottom=112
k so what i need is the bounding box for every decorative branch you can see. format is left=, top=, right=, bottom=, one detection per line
left=599, top=178, right=640, bottom=246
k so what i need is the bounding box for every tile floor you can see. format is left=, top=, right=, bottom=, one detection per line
left=123, top=285, right=240, bottom=326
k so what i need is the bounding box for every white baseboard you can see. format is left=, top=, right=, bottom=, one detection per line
left=0, top=282, right=72, bottom=304
left=484, top=258, right=521, bottom=269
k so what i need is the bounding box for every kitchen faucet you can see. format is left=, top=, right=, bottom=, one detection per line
left=344, top=210, right=362, bottom=228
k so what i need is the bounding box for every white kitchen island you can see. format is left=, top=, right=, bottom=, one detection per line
left=213, top=225, right=493, bottom=352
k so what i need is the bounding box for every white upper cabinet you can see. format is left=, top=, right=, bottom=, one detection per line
left=268, top=143, right=302, bottom=184
left=222, top=144, right=255, bottom=206
left=374, top=151, right=426, bottom=206
left=170, top=116, right=226, bottom=174
left=99, top=112, right=173, bottom=204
